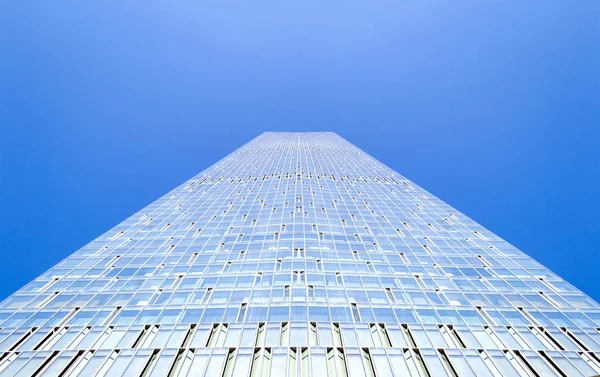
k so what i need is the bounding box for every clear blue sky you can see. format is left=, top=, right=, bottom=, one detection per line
left=1, top=1, right=599, bottom=303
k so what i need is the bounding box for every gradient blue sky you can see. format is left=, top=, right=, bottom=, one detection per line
left=1, top=1, right=599, bottom=302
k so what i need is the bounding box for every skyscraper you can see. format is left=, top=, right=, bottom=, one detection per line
left=0, top=132, right=598, bottom=377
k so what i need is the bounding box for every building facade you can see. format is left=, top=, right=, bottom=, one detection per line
left=0, top=132, right=599, bottom=377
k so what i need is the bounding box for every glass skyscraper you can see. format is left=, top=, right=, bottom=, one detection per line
left=0, top=132, right=599, bottom=377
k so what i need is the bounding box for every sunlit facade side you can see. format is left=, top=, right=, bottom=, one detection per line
left=0, top=132, right=599, bottom=377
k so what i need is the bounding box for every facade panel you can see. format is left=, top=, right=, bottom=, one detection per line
left=0, top=132, right=599, bottom=376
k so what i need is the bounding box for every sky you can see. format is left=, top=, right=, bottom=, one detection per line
left=0, top=1, right=599, bottom=303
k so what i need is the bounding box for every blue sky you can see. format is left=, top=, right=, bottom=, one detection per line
left=1, top=1, right=599, bottom=302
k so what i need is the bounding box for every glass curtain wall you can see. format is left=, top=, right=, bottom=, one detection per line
left=0, top=132, right=599, bottom=377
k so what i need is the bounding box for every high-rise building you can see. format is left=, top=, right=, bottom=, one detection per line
left=0, top=132, right=599, bottom=377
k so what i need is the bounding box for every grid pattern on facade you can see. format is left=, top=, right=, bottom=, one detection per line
left=0, top=132, right=599, bottom=377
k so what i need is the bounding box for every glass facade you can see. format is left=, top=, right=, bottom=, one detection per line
left=0, top=132, right=599, bottom=377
